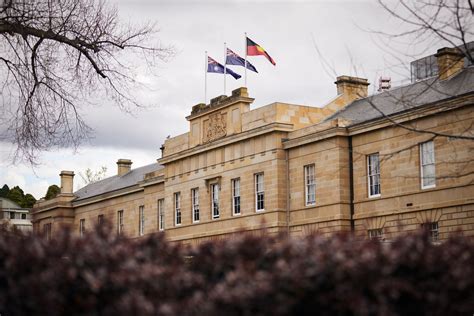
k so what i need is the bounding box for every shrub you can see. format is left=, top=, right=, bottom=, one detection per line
left=0, top=224, right=472, bottom=315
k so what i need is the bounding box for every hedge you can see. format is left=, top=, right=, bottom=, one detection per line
left=0, top=223, right=473, bottom=315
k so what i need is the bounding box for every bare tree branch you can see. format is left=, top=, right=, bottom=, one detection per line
left=0, top=0, right=174, bottom=165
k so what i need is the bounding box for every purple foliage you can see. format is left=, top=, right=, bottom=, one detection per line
left=0, top=223, right=472, bottom=315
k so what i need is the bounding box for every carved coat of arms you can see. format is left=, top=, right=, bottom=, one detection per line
left=204, top=112, right=227, bottom=143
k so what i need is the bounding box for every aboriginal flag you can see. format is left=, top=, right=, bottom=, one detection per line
left=246, top=37, right=276, bottom=66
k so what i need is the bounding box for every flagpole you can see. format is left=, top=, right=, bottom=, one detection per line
left=244, top=32, right=247, bottom=87
left=224, top=42, right=227, bottom=95
left=205, top=51, right=207, bottom=104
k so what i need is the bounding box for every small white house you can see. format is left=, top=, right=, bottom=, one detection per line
left=0, top=197, right=33, bottom=232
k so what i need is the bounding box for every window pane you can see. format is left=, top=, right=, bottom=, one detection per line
left=175, top=193, right=181, bottom=225
left=232, top=179, right=241, bottom=215
left=255, top=174, right=264, bottom=211
left=158, top=199, right=165, bottom=231
left=368, top=153, right=381, bottom=197
left=211, top=184, right=219, bottom=218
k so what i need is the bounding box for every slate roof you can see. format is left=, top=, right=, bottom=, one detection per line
left=74, top=163, right=163, bottom=201
left=326, top=67, right=474, bottom=125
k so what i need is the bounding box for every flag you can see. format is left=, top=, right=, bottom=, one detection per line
left=226, top=48, right=258, bottom=73
left=246, top=37, right=276, bottom=66
left=207, top=56, right=241, bottom=80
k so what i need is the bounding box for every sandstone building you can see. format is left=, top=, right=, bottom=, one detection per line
left=32, top=45, right=474, bottom=244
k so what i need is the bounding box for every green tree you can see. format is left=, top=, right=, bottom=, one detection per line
left=7, top=186, right=24, bottom=206
left=45, top=185, right=60, bottom=200
left=21, top=194, right=37, bottom=208
left=0, top=184, right=9, bottom=198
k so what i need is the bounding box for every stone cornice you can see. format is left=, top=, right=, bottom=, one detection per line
left=72, top=185, right=143, bottom=207
left=283, top=126, right=348, bottom=149
left=159, top=122, right=294, bottom=165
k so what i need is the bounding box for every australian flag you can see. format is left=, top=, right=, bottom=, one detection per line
left=208, top=56, right=241, bottom=80
left=226, top=48, right=258, bottom=73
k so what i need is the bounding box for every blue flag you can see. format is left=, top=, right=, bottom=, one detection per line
left=208, top=56, right=241, bottom=80
left=226, top=48, right=258, bottom=73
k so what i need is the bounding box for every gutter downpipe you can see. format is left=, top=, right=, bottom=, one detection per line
left=349, top=135, right=355, bottom=232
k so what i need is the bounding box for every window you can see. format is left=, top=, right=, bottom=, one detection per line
left=210, top=183, right=220, bottom=219
left=231, top=178, right=241, bottom=215
left=117, top=210, right=124, bottom=235
left=368, top=228, right=383, bottom=241
left=420, top=141, right=436, bottom=189
left=98, top=214, right=104, bottom=225
left=255, top=173, right=265, bottom=212
left=158, top=199, right=164, bottom=231
left=21, top=213, right=27, bottom=220
left=191, top=188, right=200, bottom=223
left=367, top=153, right=381, bottom=197
left=139, top=205, right=145, bottom=236
left=9, top=212, right=15, bottom=219
left=304, top=164, right=316, bottom=206
left=43, top=223, right=52, bottom=241
left=79, top=219, right=85, bottom=237
left=421, top=222, right=439, bottom=241
left=175, top=192, right=181, bottom=225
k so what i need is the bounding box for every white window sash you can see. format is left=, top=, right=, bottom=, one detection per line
left=192, top=189, right=200, bottom=223
left=158, top=199, right=164, bottom=231
left=420, top=141, right=436, bottom=189
left=367, top=154, right=381, bottom=198
left=304, top=164, right=316, bottom=206
left=139, top=206, right=145, bottom=236
left=232, top=179, right=241, bottom=215
left=211, top=184, right=220, bottom=219
left=175, top=193, right=181, bottom=226
left=255, top=173, right=265, bottom=212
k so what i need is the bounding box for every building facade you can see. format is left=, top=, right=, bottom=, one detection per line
left=32, top=46, right=474, bottom=244
left=0, top=198, right=33, bottom=232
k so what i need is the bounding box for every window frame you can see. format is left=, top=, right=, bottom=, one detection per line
left=304, top=164, right=316, bottom=206
left=158, top=199, right=165, bottom=231
left=420, top=141, right=436, bottom=189
left=44, top=223, right=52, bottom=241
left=139, top=205, right=145, bottom=236
left=421, top=222, right=439, bottom=242
left=368, top=228, right=383, bottom=241
left=174, top=192, right=182, bottom=226
left=231, top=178, right=241, bottom=216
left=367, top=153, right=381, bottom=198
left=79, top=218, right=85, bottom=237
left=255, top=173, right=265, bottom=212
left=210, top=183, right=220, bottom=219
left=117, top=210, right=124, bottom=235
left=191, top=188, right=200, bottom=223
left=98, top=214, right=104, bottom=225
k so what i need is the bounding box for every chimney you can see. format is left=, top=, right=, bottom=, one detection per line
left=117, top=159, right=132, bottom=176
left=335, top=76, right=370, bottom=101
left=435, top=47, right=464, bottom=80
left=59, top=171, right=74, bottom=195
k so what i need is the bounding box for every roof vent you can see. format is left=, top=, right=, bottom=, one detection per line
left=378, top=76, right=391, bottom=92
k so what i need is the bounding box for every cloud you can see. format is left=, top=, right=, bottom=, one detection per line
left=1, top=1, right=426, bottom=199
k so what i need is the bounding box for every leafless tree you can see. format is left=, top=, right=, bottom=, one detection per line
left=0, top=0, right=173, bottom=165
left=79, top=166, right=107, bottom=188
left=367, top=0, right=474, bottom=182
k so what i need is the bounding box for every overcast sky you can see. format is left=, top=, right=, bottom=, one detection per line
left=0, top=0, right=441, bottom=199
